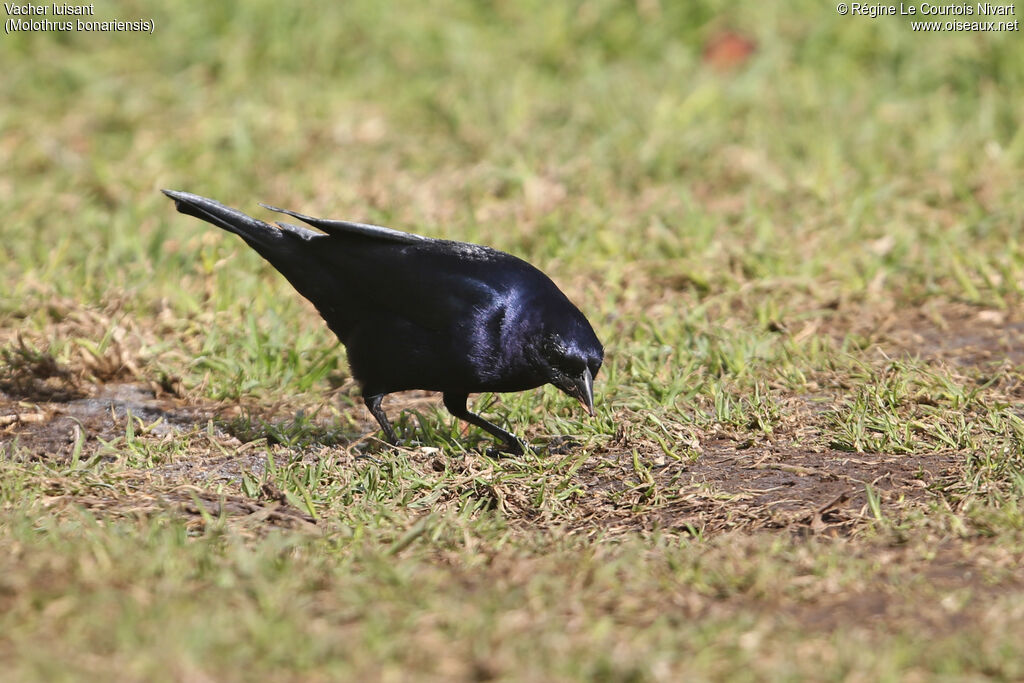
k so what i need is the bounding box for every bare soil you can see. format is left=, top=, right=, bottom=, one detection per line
left=0, top=380, right=953, bottom=538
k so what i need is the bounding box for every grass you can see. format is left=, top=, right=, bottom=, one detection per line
left=3, top=0, right=1024, bottom=679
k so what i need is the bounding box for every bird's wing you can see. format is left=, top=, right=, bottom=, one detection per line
left=259, top=204, right=429, bottom=245
left=304, top=238, right=535, bottom=340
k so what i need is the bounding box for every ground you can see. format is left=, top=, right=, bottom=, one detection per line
left=3, top=1, right=1024, bottom=680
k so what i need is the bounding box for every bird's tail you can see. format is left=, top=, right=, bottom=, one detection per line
left=162, top=190, right=337, bottom=327
left=161, top=190, right=316, bottom=249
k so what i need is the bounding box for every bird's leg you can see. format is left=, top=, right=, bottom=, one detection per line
left=443, top=392, right=524, bottom=455
left=364, top=393, right=398, bottom=444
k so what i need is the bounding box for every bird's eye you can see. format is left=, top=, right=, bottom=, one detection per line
left=565, top=357, right=586, bottom=374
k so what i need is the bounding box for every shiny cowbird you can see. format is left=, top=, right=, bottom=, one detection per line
left=161, top=190, right=603, bottom=454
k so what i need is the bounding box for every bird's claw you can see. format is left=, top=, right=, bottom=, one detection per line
left=545, top=435, right=581, bottom=455
left=483, top=440, right=535, bottom=458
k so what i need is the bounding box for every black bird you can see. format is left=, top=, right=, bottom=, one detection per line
left=161, top=190, right=603, bottom=454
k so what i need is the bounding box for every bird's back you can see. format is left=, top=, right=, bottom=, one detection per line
left=291, top=228, right=586, bottom=393
left=309, top=235, right=567, bottom=362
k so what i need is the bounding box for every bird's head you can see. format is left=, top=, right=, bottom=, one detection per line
left=537, top=327, right=604, bottom=417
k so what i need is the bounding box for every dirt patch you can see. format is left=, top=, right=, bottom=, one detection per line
left=0, top=339, right=87, bottom=402
left=1, top=379, right=319, bottom=532
left=0, top=381, right=960, bottom=537
left=572, top=439, right=957, bottom=536
left=1, top=382, right=208, bottom=462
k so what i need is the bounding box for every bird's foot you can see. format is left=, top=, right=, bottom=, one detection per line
left=352, top=439, right=390, bottom=465
left=484, top=447, right=520, bottom=459
left=483, top=439, right=533, bottom=458
left=545, top=435, right=581, bottom=455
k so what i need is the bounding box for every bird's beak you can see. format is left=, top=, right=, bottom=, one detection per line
left=573, top=366, right=595, bottom=417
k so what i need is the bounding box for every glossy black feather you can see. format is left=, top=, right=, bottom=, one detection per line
left=161, top=190, right=603, bottom=453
